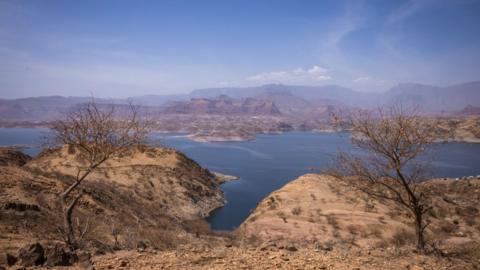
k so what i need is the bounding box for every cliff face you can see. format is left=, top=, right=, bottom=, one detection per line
left=0, top=146, right=225, bottom=252
left=164, top=97, right=281, bottom=116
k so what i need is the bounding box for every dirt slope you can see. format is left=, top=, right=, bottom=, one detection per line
left=240, top=174, right=480, bottom=251
left=0, top=146, right=226, bottom=253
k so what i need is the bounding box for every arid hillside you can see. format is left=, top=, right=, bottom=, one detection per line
left=0, top=146, right=227, bottom=256
left=64, top=174, right=480, bottom=269
left=1, top=150, right=480, bottom=269
left=237, top=174, right=480, bottom=268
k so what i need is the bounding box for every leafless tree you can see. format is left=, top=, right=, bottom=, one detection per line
left=52, top=100, right=150, bottom=249
left=330, top=106, right=440, bottom=252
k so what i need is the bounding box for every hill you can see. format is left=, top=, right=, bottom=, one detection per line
left=1, top=149, right=479, bottom=268
left=383, top=81, right=480, bottom=112
left=0, top=146, right=228, bottom=257
left=164, top=96, right=281, bottom=116
left=238, top=174, right=479, bottom=263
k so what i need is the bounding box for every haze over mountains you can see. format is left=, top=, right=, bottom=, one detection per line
left=0, top=81, right=479, bottom=122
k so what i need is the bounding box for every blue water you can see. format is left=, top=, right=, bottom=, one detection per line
left=0, top=128, right=51, bottom=156
left=1, top=128, right=480, bottom=230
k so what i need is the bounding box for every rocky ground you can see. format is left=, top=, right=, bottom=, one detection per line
left=0, top=146, right=227, bottom=258
left=87, top=245, right=477, bottom=270
left=1, top=148, right=479, bottom=269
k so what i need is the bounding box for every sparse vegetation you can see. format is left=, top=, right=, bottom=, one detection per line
left=51, top=100, right=150, bottom=249
left=331, top=105, right=441, bottom=252
left=291, top=207, right=302, bottom=216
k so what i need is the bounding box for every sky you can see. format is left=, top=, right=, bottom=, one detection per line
left=1, top=0, right=480, bottom=98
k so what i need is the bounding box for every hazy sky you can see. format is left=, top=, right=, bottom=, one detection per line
left=1, top=0, right=480, bottom=98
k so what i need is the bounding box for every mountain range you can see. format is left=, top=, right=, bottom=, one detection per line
left=0, top=81, right=479, bottom=122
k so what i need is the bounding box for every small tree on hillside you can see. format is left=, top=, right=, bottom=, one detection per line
left=52, top=100, right=150, bottom=249
left=330, top=106, right=440, bottom=252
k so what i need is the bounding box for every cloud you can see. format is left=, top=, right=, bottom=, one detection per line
left=386, top=0, right=436, bottom=25
left=245, top=65, right=331, bottom=83
left=353, top=76, right=374, bottom=83
left=322, top=1, right=366, bottom=49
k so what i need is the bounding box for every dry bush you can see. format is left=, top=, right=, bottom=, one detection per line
left=183, top=219, right=214, bottom=236
left=390, top=229, right=416, bottom=247
left=291, top=207, right=302, bottom=216
left=326, top=214, right=340, bottom=229
left=51, top=100, right=151, bottom=249
left=277, top=211, right=287, bottom=223
left=437, top=220, right=459, bottom=235
left=347, top=224, right=361, bottom=236
left=330, top=106, right=441, bottom=251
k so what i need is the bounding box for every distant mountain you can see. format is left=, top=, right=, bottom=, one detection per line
left=191, top=84, right=377, bottom=107
left=383, top=81, right=480, bottom=111
left=0, top=81, right=478, bottom=123
left=455, top=105, right=480, bottom=116
left=129, top=94, right=189, bottom=106
left=192, top=82, right=480, bottom=112
left=164, top=96, right=281, bottom=116
left=0, top=96, right=127, bottom=121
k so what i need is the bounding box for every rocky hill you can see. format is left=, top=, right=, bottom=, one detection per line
left=0, top=148, right=31, bottom=166
left=0, top=146, right=228, bottom=258
left=1, top=151, right=479, bottom=268
left=2, top=81, right=478, bottom=124
left=164, top=96, right=281, bottom=116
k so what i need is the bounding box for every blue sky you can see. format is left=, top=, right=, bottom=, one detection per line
left=1, top=0, right=479, bottom=98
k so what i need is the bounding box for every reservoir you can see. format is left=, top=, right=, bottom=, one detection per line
left=2, top=128, right=480, bottom=230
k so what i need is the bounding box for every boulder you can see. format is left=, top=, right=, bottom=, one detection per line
left=285, top=245, right=298, bottom=252
left=0, top=149, right=31, bottom=166
left=17, top=242, right=45, bottom=266
left=0, top=252, right=17, bottom=267
left=44, top=244, right=73, bottom=266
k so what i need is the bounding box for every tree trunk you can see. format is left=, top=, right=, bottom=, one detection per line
left=414, top=208, right=426, bottom=252
left=60, top=193, right=82, bottom=250
left=61, top=197, right=75, bottom=248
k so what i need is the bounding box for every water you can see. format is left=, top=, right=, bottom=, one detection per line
left=0, top=128, right=50, bottom=156
left=155, top=132, right=480, bottom=230
left=2, top=128, right=480, bottom=230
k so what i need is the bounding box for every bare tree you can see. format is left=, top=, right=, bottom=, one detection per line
left=330, top=106, right=440, bottom=252
left=52, top=100, right=150, bottom=249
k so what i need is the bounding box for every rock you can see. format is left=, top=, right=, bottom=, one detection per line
left=136, top=241, right=148, bottom=250
left=0, top=148, right=31, bottom=166
left=17, top=242, right=45, bottom=267
left=75, top=250, right=92, bottom=267
left=0, top=253, right=17, bottom=266
left=315, top=242, right=334, bottom=252
left=44, top=244, right=73, bottom=266
left=3, top=202, right=40, bottom=212
left=119, top=260, right=129, bottom=267
left=259, top=242, right=277, bottom=251
left=285, top=245, right=298, bottom=252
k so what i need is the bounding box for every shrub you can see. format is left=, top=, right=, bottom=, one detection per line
left=326, top=214, right=339, bottom=229
left=390, top=229, right=416, bottom=247
left=291, top=207, right=302, bottom=216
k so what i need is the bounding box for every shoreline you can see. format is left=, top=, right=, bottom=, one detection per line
left=212, top=171, right=239, bottom=185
